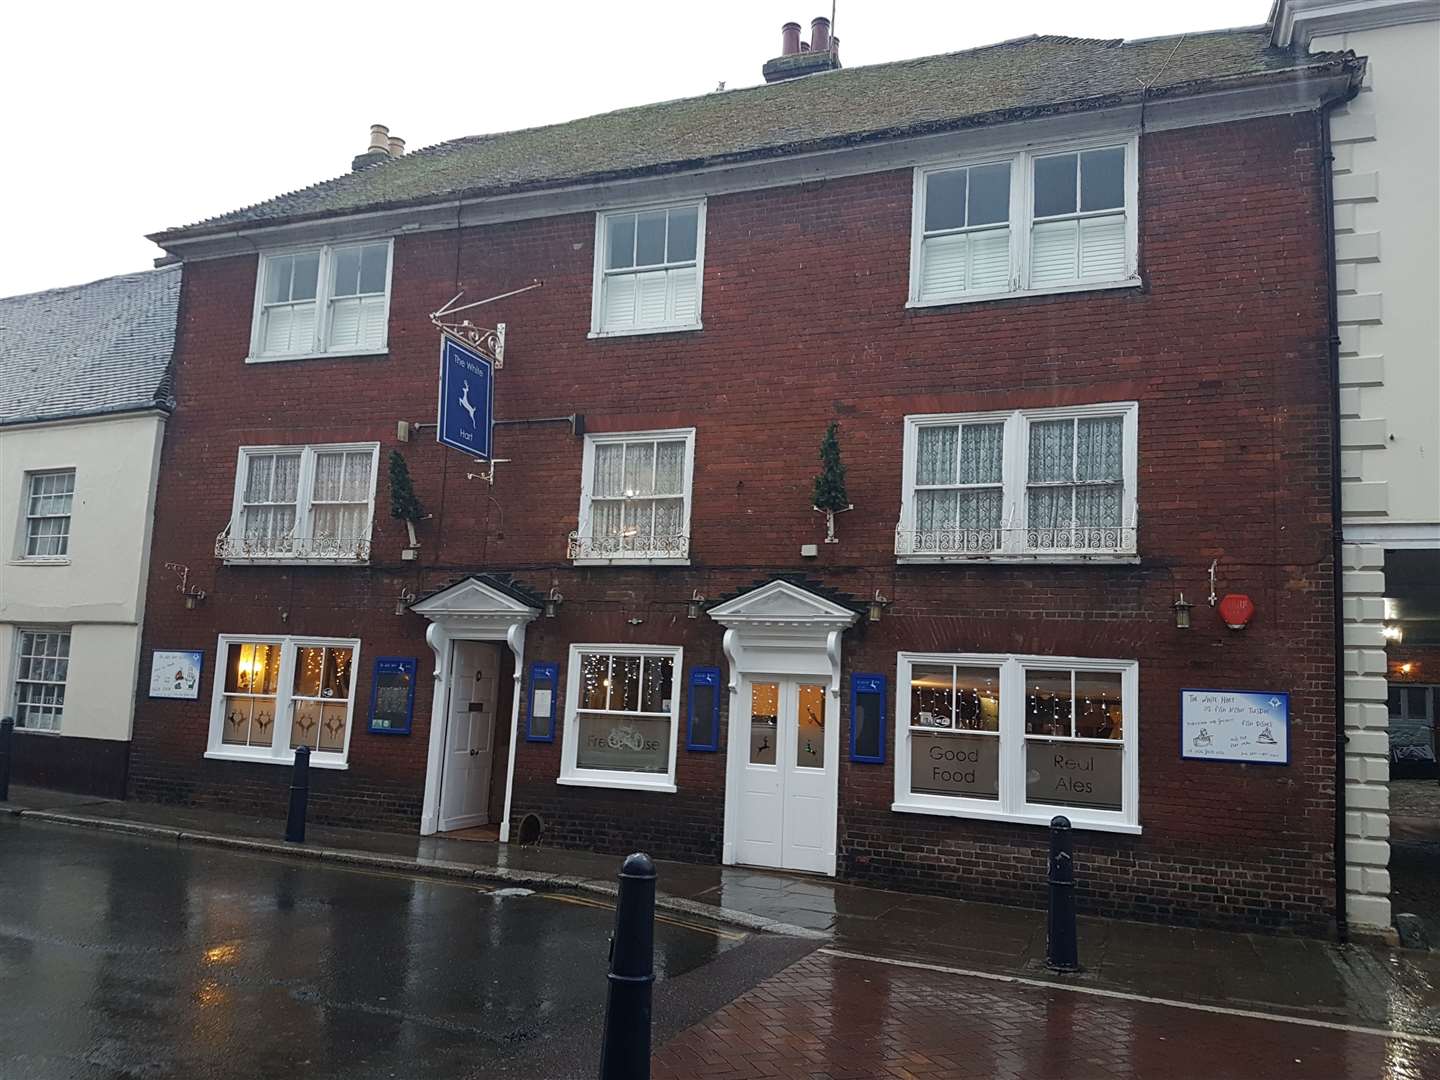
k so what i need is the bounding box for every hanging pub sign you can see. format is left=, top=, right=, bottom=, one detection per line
left=437, top=333, right=494, bottom=459
left=369, top=657, right=418, bottom=735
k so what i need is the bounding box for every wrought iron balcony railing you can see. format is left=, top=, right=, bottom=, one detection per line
left=567, top=531, right=690, bottom=562
left=216, top=522, right=371, bottom=563
left=895, top=522, right=1136, bottom=559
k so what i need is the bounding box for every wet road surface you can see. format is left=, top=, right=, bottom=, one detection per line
left=654, top=950, right=1440, bottom=1080
left=0, top=820, right=809, bottom=1079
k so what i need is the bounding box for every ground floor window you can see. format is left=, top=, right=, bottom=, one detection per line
left=207, top=634, right=359, bottom=767
left=559, top=643, right=682, bottom=792
left=894, top=651, right=1138, bottom=832
left=11, top=628, right=71, bottom=732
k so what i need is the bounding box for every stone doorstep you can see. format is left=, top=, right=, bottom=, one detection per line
left=11, top=808, right=828, bottom=940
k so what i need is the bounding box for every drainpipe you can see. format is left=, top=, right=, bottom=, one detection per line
left=1322, top=71, right=1362, bottom=945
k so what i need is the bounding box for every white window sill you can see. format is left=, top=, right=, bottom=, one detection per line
left=907, top=277, right=1142, bottom=310
left=588, top=323, right=702, bottom=340
left=8, top=557, right=71, bottom=567
left=204, top=749, right=349, bottom=770
left=557, top=774, right=677, bottom=794
left=897, top=553, right=1139, bottom=566
left=245, top=347, right=389, bottom=365
left=571, top=557, right=691, bottom=568
left=891, top=799, right=1140, bottom=835
left=14, top=727, right=63, bottom=736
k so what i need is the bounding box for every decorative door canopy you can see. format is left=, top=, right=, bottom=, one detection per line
left=410, top=574, right=541, bottom=632
left=707, top=577, right=861, bottom=631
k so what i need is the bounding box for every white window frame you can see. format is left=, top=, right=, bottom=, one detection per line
left=9, top=626, right=71, bottom=733
left=897, top=402, right=1139, bottom=563
left=558, top=643, right=683, bottom=793
left=15, top=468, right=76, bottom=563
left=572, top=428, right=696, bottom=566
left=893, top=651, right=1139, bottom=833
left=908, top=135, right=1140, bottom=307
left=589, top=200, right=706, bottom=338
left=221, top=442, right=381, bottom=565
left=247, top=239, right=394, bottom=363
left=205, top=634, right=360, bottom=769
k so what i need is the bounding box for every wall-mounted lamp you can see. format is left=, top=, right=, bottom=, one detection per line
left=1400, top=662, right=1414, bottom=675
left=164, top=562, right=207, bottom=609
left=545, top=586, right=564, bottom=619
left=868, top=590, right=890, bottom=624
left=1173, top=592, right=1194, bottom=629
left=394, top=588, right=417, bottom=616
left=1383, top=624, right=1404, bottom=643
left=687, top=589, right=706, bottom=619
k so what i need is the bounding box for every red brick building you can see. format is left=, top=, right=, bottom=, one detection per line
left=131, top=26, right=1363, bottom=933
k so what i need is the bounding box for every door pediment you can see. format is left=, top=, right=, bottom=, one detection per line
left=707, top=578, right=860, bottom=630
left=411, top=575, right=541, bottom=629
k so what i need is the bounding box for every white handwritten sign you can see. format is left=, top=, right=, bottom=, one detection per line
left=1181, top=690, right=1289, bottom=765
left=149, top=650, right=204, bottom=700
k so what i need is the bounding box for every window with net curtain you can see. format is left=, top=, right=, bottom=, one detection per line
left=579, top=431, right=694, bottom=560
left=233, top=444, right=377, bottom=558
left=900, top=405, right=1135, bottom=557
left=1026, top=414, right=1124, bottom=541
left=212, top=636, right=359, bottom=764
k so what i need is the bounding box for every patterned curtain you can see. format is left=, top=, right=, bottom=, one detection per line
left=958, top=423, right=1003, bottom=484
left=1075, top=417, right=1123, bottom=526
left=623, top=442, right=656, bottom=496
left=311, top=452, right=372, bottom=540
left=917, top=425, right=958, bottom=485
left=242, top=453, right=300, bottom=544
left=654, top=440, right=685, bottom=495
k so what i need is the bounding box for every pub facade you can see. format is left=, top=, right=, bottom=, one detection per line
left=129, top=24, right=1362, bottom=933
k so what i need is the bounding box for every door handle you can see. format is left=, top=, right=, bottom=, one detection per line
left=470, top=748, right=478, bottom=756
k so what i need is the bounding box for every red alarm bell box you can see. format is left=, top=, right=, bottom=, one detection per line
left=1218, top=594, right=1255, bottom=630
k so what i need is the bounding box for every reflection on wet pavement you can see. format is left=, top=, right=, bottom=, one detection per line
left=654, top=951, right=1440, bottom=1080
left=0, top=820, right=742, bottom=1078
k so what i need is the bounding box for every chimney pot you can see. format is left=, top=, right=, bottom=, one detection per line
left=781, top=21, right=801, bottom=55
left=368, top=124, right=390, bottom=152
left=387, top=136, right=405, bottom=158
left=810, top=16, right=831, bottom=53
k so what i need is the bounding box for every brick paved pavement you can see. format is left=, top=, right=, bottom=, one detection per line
left=653, top=951, right=1440, bottom=1080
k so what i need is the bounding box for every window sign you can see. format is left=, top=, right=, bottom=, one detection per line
left=850, top=673, right=887, bottom=763
left=368, top=657, right=417, bottom=735
left=526, top=662, right=559, bottom=742
left=149, top=649, right=204, bottom=700
left=437, top=334, right=494, bottom=459
left=1181, top=690, right=1289, bottom=765
left=687, top=667, right=721, bottom=751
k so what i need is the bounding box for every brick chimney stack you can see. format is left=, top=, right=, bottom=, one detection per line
left=763, top=16, right=842, bottom=83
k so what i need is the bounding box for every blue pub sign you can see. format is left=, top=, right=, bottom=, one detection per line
left=437, top=333, right=494, bottom=458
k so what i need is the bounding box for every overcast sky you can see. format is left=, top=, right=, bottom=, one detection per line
left=3, top=0, right=1271, bottom=297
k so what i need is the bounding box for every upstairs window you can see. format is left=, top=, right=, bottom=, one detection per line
left=592, top=203, right=704, bottom=336
left=911, top=139, right=1136, bottom=306
left=20, top=469, right=76, bottom=559
left=219, top=444, right=379, bottom=563
left=897, top=404, right=1137, bottom=560
left=251, top=241, right=392, bottom=361
left=571, top=429, right=695, bottom=564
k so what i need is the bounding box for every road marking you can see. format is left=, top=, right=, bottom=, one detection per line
left=819, top=948, right=1440, bottom=1045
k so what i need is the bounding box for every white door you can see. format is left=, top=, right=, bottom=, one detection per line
left=439, top=641, right=499, bottom=831
left=733, top=677, right=835, bottom=873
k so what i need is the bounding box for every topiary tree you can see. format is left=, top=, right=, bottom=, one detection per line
left=388, top=450, right=427, bottom=550
left=812, top=421, right=853, bottom=543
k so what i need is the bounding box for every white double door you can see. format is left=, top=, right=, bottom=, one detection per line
left=438, top=641, right=500, bottom=831
left=732, top=676, right=835, bottom=874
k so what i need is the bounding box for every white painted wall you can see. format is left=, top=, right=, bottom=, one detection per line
left=1321, top=17, right=1440, bottom=536
left=0, top=412, right=166, bottom=742
left=1289, top=0, right=1440, bottom=936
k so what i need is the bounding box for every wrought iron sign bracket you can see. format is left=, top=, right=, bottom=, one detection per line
left=429, top=280, right=543, bottom=368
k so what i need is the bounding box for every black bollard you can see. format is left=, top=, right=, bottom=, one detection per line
left=0, top=717, right=13, bottom=801
left=1046, top=815, right=1080, bottom=972
left=599, top=852, right=656, bottom=1080
left=285, top=745, right=310, bottom=843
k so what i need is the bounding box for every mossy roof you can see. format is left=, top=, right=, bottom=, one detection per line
left=152, top=27, right=1349, bottom=243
